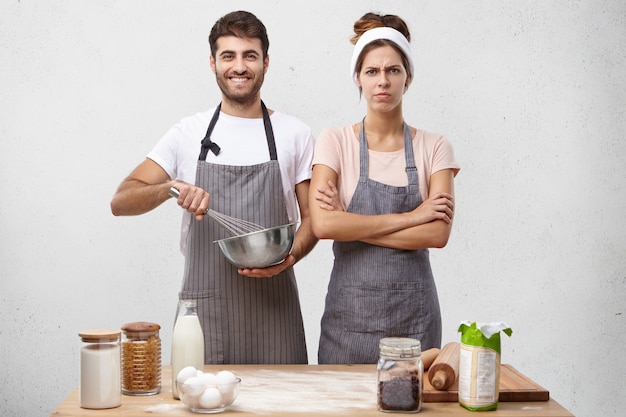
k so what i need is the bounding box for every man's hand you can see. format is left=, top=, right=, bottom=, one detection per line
left=169, top=184, right=211, bottom=221
left=237, top=254, right=296, bottom=278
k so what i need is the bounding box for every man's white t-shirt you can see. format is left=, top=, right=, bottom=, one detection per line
left=147, top=108, right=315, bottom=252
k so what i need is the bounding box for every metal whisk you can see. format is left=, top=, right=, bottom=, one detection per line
left=204, top=209, right=266, bottom=235
left=168, top=187, right=266, bottom=236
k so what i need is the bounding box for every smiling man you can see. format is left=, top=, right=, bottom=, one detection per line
left=110, top=10, right=317, bottom=364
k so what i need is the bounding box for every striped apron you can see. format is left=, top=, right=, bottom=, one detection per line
left=179, top=102, right=307, bottom=364
left=318, top=121, right=442, bottom=364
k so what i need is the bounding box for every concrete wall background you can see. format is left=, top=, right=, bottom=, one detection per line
left=1, top=1, right=624, bottom=416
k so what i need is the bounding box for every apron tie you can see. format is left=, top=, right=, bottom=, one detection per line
left=198, top=101, right=276, bottom=161
left=200, top=104, right=223, bottom=159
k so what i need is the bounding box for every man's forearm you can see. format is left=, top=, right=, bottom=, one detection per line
left=110, top=179, right=173, bottom=216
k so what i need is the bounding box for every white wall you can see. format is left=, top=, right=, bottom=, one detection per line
left=1, top=1, right=624, bottom=416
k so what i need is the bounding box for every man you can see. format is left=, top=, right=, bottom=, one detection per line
left=111, top=10, right=317, bottom=364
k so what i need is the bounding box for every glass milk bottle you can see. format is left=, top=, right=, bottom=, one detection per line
left=377, top=337, right=423, bottom=413
left=171, top=299, right=204, bottom=399
left=78, top=329, right=121, bottom=409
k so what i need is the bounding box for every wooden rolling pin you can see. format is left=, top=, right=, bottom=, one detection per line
left=428, top=342, right=460, bottom=390
left=421, top=347, right=440, bottom=370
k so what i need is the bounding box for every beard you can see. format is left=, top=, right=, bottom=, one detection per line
left=215, top=69, right=265, bottom=107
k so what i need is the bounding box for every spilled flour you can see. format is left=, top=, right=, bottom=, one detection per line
left=228, top=368, right=377, bottom=414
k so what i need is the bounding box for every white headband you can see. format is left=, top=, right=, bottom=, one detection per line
left=350, top=27, right=414, bottom=86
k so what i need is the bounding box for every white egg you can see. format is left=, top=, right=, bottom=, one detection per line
left=215, top=370, right=237, bottom=385
left=176, top=366, right=198, bottom=385
left=200, top=372, right=219, bottom=387
left=181, top=391, right=200, bottom=409
left=182, top=376, right=206, bottom=398
left=196, top=369, right=204, bottom=377
left=198, top=387, right=222, bottom=409
left=216, top=371, right=239, bottom=401
left=218, top=383, right=236, bottom=403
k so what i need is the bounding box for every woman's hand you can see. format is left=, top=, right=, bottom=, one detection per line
left=315, top=180, right=344, bottom=212
left=409, top=192, right=454, bottom=225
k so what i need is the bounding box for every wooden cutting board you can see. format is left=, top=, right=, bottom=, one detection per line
left=423, top=364, right=550, bottom=402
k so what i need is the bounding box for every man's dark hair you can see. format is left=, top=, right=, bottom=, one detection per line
left=209, top=10, right=270, bottom=58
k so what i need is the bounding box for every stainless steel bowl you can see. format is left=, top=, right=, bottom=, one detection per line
left=216, top=223, right=296, bottom=268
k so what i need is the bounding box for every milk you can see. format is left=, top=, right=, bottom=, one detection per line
left=171, top=314, right=204, bottom=399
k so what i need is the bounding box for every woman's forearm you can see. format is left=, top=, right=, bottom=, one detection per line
left=360, top=219, right=453, bottom=250
left=311, top=209, right=415, bottom=241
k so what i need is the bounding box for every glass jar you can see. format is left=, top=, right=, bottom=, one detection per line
left=78, top=329, right=121, bottom=409
left=171, top=299, right=205, bottom=399
left=377, top=337, right=423, bottom=413
left=121, top=321, right=161, bottom=396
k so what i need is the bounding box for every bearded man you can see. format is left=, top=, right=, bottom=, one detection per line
left=111, top=10, right=316, bottom=364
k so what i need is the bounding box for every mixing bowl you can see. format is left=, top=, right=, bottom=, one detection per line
left=216, top=223, right=296, bottom=268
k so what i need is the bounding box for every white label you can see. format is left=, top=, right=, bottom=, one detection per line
left=475, top=350, right=497, bottom=402
left=458, top=346, right=472, bottom=402
left=458, top=344, right=500, bottom=408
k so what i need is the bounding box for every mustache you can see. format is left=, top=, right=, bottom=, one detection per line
left=226, top=70, right=252, bottom=77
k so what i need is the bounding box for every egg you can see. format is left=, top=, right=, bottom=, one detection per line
left=198, top=387, right=222, bottom=409
left=176, top=366, right=198, bottom=385
left=215, top=370, right=237, bottom=385
left=215, top=370, right=238, bottom=400
left=200, top=372, right=219, bottom=387
left=219, top=384, right=236, bottom=404
left=181, top=376, right=206, bottom=398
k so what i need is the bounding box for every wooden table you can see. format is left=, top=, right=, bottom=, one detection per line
left=49, top=364, right=574, bottom=416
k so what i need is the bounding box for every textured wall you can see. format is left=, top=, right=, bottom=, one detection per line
left=1, top=1, right=624, bottom=416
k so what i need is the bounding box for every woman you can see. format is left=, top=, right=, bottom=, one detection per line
left=310, top=13, right=460, bottom=364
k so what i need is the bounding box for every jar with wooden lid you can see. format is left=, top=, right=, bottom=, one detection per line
left=121, top=321, right=161, bottom=396
left=79, top=329, right=121, bottom=409
left=377, top=337, right=423, bottom=413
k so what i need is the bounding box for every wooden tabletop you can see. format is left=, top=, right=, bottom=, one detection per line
left=49, top=364, right=574, bottom=416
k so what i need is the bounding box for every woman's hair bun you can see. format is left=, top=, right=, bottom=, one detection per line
left=351, top=12, right=410, bottom=45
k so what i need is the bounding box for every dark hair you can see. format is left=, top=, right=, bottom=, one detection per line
left=208, top=11, right=269, bottom=58
left=351, top=13, right=412, bottom=82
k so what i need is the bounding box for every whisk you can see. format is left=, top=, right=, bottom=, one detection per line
left=168, top=187, right=266, bottom=236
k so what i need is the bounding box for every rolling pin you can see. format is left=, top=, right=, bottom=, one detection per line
left=428, top=342, right=460, bottom=390
left=421, top=347, right=440, bottom=370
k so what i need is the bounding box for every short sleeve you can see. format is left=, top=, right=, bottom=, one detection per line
left=312, top=128, right=342, bottom=175
left=146, top=123, right=183, bottom=180
left=432, top=135, right=460, bottom=177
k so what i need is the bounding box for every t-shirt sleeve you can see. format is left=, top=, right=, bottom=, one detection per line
left=432, top=135, right=461, bottom=177
left=294, top=126, right=316, bottom=184
left=312, top=128, right=342, bottom=174
left=146, top=123, right=182, bottom=180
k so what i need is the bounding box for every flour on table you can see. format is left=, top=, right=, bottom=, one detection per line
left=230, top=369, right=377, bottom=414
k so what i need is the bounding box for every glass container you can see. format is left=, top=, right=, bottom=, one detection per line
left=78, top=329, right=121, bottom=409
left=377, top=337, right=423, bottom=413
left=121, top=321, right=161, bottom=396
left=171, top=299, right=204, bottom=399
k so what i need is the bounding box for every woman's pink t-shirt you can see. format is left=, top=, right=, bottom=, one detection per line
left=312, top=125, right=460, bottom=208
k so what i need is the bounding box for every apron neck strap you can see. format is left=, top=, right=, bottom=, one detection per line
left=261, top=101, right=277, bottom=161
left=199, top=101, right=277, bottom=161
left=199, top=103, right=223, bottom=160
left=358, top=119, right=418, bottom=186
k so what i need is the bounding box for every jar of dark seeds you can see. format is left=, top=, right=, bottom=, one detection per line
left=377, top=337, right=423, bottom=413
left=121, top=322, right=161, bottom=396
